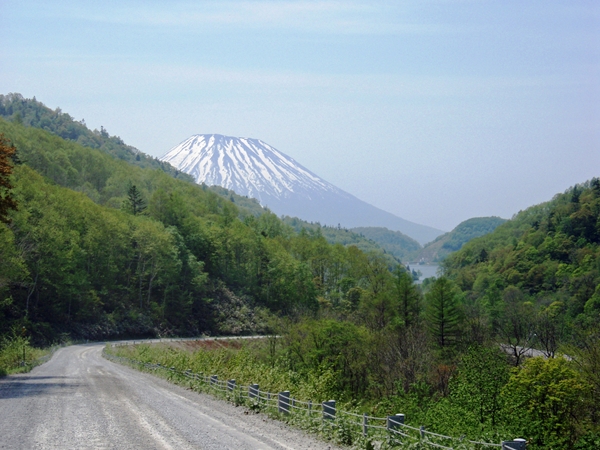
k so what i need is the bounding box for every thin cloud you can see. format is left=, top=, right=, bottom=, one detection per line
left=8, top=49, right=584, bottom=100
left=40, top=0, right=459, bottom=36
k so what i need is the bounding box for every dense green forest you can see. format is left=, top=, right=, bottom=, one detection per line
left=418, top=217, right=507, bottom=262
left=441, top=185, right=600, bottom=358
left=351, top=226, right=421, bottom=262
left=285, top=219, right=400, bottom=268
left=0, top=115, right=409, bottom=343
left=1, top=95, right=599, bottom=447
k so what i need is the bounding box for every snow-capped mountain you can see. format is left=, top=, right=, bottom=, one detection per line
left=161, top=134, right=443, bottom=244
left=161, top=134, right=347, bottom=205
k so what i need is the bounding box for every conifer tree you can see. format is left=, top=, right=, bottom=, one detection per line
left=394, top=266, right=422, bottom=328
left=127, top=182, right=146, bottom=215
left=426, top=276, right=462, bottom=349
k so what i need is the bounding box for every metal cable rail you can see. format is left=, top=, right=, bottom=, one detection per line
left=103, top=344, right=522, bottom=450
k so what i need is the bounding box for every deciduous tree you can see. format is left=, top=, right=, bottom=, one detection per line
left=0, top=134, right=17, bottom=222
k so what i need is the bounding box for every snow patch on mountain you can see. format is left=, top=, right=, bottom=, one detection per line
left=161, top=134, right=346, bottom=206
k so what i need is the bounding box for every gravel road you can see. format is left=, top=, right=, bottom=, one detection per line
left=0, top=343, right=344, bottom=450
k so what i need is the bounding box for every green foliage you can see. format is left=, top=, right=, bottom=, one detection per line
left=503, top=357, right=591, bottom=449
left=126, top=182, right=146, bottom=215
left=350, top=226, right=422, bottom=261
left=0, top=331, right=46, bottom=375
left=418, top=217, right=506, bottom=263
left=285, top=218, right=400, bottom=268
left=206, top=185, right=267, bottom=218
left=285, top=319, right=371, bottom=399
left=394, top=266, right=422, bottom=328
left=450, top=346, right=509, bottom=429
left=425, top=277, right=463, bottom=351
left=3, top=95, right=599, bottom=446
left=0, top=114, right=422, bottom=345
left=0, top=93, right=193, bottom=182
left=0, top=133, right=18, bottom=223
left=442, top=181, right=600, bottom=346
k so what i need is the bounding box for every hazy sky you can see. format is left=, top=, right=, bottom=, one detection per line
left=1, top=1, right=598, bottom=231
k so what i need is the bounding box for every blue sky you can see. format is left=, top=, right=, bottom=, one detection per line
left=1, top=1, right=598, bottom=231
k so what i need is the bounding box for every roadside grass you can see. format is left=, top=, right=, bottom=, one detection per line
left=105, top=340, right=375, bottom=449
left=0, top=335, right=49, bottom=376
left=0, top=336, right=51, bottom=376
left=104, top=340, right=515, bottom=449
left=106, top=338, right=341, bottom=404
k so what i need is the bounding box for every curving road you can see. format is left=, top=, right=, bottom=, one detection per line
left=0, top=343, right=340, bottom=450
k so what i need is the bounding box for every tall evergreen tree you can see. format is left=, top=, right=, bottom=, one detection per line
left=127, top=182, right=146, bottom=215
left=425, top=276, right=462, bottom=349
left=394, top=266, right=422, bottom=328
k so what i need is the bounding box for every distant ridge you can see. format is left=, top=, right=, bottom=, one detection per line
left=161, top=134, right=444, bottom=244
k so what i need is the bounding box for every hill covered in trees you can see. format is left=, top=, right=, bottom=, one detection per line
left=0, top=115, right=407, bottom=343
left=418, top=216, right=507, bottom=262
left=350, top=226, right=422, bottom=262
left=0, top=93, right=193, bottom=182
left=442, top=183, right=600, bottom=347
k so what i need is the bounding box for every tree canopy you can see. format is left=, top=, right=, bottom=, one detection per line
left=0, top=134, right=17, bottom=223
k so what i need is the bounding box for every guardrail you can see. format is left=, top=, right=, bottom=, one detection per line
left=103, top=341, right=526, bottom=450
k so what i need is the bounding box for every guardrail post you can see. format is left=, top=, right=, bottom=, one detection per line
left=362, top=413, right=368, bottom=436
left=502, top=438, right=526, bottom=450
left=387, top=414, right=405, bottom=431
left=278, top=391, right=290, bottom=415
left=420, top=425, right=425, bottom=438
left=210, top=374, right=218, bottom=386
left=308, top=400, right=312, bottom=416
left=249, top=384, right=259, bottom=399
left=227, top=379, right=236, bottom=392
left=322, top=400, right=336, bottom=420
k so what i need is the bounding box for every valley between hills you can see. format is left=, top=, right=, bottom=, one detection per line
left=1, top=94, right=599, bottom=449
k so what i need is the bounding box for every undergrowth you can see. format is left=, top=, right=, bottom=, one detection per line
left=104, top=340, right=502, bottom=450
left=0, top=334, right=48, bottom=376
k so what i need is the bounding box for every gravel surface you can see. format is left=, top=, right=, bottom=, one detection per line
left=0, top=343, right=345, bottom=450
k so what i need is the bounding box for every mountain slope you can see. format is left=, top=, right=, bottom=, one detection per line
left=161, top=134, right=443, bottom=245
left=0, top=93, right=193, bottom=183
left=417, top=216, right=507, bottom=262
left=350, top=227, right=422, bottom=262
left=442, top=180, right=600, bottom=333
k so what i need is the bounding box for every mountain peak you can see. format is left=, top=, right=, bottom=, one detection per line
left=161, top=134, right=341, bottom=206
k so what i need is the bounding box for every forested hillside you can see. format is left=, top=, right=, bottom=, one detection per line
left=284, top=218, right=400, bottom=267
left=418, top=216, right=507, bottom=262
left=442, top=184, right=600, bottom=346
left=0, top=93, right=193, bottom=182
left=350, top=226, right=422, bottom=262
left=348, top=219, right=505, bottom=264
left=0, top=117, right=406, bottom=343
